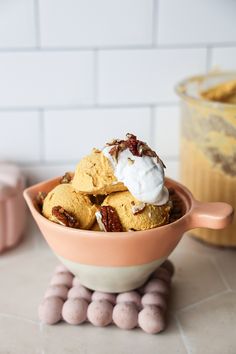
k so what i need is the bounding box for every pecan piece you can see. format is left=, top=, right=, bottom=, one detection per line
left=99, top=206, right=123, bottom=232
left=52, top=206, right=79, bottom=228
left=127, top=157, right=135, bottom=165
left=106, top=133, right=165, bottom=168
left=106, top=138, right=124, bottom=146
left=168, top=188, right=184, bottom=223
left=35, top=191, right=47, bottom=210
left=126, top=133, right=141, bottom=156
left=131, top=201, right=146, bottom=215
left=109, top=145, right=120, bottom=162
left=60, top=172, right=73, bottom=184
left=109, top=141, right=127, bottom=162
left=126, top=133, right=166, bottom=167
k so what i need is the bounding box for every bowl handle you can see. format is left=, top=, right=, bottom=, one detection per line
left=187, top=200, right=234, bottom=230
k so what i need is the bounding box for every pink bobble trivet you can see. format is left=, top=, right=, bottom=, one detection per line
left=38, top=260, right=174, bottom=334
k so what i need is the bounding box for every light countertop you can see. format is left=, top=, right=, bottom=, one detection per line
left=0, top=217, right=235, bottom=354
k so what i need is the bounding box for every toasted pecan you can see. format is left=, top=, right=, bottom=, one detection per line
left=60, top=172, right=73, bottom=184
left=52, top=205, right=79, bottom=228
left=100, top=205, right=123, bottom=232
left=35, top=191, right=47, bottom=210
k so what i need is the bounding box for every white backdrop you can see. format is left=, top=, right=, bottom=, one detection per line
left=0, top=0, right=235, bottom=184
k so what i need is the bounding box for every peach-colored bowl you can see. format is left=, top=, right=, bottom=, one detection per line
left=24, top=177, right=234, bottom=293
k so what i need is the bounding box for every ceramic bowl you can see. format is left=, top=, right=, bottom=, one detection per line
left=24, top=177, right=233, bottom=293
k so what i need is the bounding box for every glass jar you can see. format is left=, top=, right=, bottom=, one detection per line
left=176, top=72, right=236, bottom=247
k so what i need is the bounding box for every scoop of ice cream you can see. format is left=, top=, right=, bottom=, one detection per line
left=42, top=184, right=96, bottom=230
left=100, top=191, right=171, bottom=231
left=72, top=149, right=127, bottom=195
left=103, top=134, right=169, bottom=205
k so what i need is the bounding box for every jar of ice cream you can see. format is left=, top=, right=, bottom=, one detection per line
left=176, top=72, right=236, bottom=246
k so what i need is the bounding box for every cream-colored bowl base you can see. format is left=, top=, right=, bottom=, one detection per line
left=57, top=254, right=166, bottom=293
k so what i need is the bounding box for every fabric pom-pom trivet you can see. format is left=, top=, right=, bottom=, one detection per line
left=39, top=260, right=174, bottom=334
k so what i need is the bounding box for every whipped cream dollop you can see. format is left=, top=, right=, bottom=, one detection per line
left=103, top=140, right=169, bottom=205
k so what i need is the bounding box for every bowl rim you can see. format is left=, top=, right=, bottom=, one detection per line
left=23, top=176, right=194, bottom=238
left=175, top=71, right=236, bottom=109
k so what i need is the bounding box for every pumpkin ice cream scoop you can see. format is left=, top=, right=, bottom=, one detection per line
left=98, top=191, right=171, bottom=231
left=42, top=184, right=96, bottom=230
left=72, top=149, right=127, bottom=195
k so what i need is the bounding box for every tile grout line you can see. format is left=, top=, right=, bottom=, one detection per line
left=0, top=102, right=178, bottom=112
left=0, top=312, right=39, bottom=325
left=33, top=0, right=41, bottom=49
left=176, top=289, right=231, bottom=315
left=209, top=256, right=231, bottom=291
left=39, top=321, right=44, bottom=332
left=93, top=49, right=99, bottom=105
left=149, top=105, right=156, bottom=147
left=0, top=42, right=236, bottom=52
left=173, top=314, right=191, bottom=354
left=39, top=109, right=45, bottom=163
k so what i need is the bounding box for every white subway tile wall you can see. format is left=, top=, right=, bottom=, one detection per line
left=0, top=52, right=95, bottom=107
left=43, top=108, right=151, bottom=161
left=0, top=0, right=235, bottom=184
left=39, top=0, right=153, bottom=47
left=98, top=49, right=207, bottom=104
left=211, top=47, right=236, bottom=70
left=0, top=0, right=36, bottom=48
left=154, top=106, right=180, bottom=159
left=0, top=111, right=41, bottom=162
left=157, top=0, right=236, bottom=45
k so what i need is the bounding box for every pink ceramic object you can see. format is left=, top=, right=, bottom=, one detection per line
left=24, top=177, right=234, bottom=292
left=0, top=163, right=26, bottom=253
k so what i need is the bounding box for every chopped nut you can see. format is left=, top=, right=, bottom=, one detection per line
left=131, top=202, right=146, bottom=215
left=106, top=133, right=165, bottom=167
left=95, top=211, right=106, bottom=231
left=60, top=172, right=73, bottom=184
left=127, top=157, right=134, bottom=165
left=99, top=206, right=123, bottom=232
left=168, top=188, right=184, bottom=223
left=35, top=191, right=47, bottom=210
left=126, top=133, right=141, bottom=156
left=106, top=138, right=124, bottom=146
left=51, top=206, right=79, bottom=228
left=92, top=148, right=101, bottom=153
left=90, top=195, right=106, bottom=205
left=109, top=142, right=127, bottom=162
left=109, top=145, right=120, bottom=162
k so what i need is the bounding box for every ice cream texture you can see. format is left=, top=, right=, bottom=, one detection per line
left=42, top=184, right=96, bottom=230
left=72, top=149, right=127, bottom=195
left=101, top=191, right=171, bottom=231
